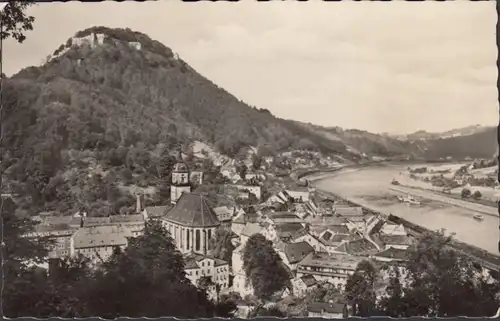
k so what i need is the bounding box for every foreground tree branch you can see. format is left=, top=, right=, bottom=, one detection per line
left=1, top=1, right=36, bottom=43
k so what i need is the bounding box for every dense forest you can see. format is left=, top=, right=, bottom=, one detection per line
left=3, top=26, right=497, bottom=218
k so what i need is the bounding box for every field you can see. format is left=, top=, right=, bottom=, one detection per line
left=401, top=163, right=499, bottom=203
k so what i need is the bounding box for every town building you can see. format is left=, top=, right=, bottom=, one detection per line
left=213, top=206, right=234, bottom=229
left=371, top=247, right=409, bottom=263
left=277, top=241, right=315, bottom=272
left=234, top=185, right=262, bottom=200
left=307, top=302, right=348, bottom=318
left=379, top=234, right=413, bottom=250
left=161, top=193, right=220, bottom=255
left=109, top=214, right=146, bottom=237
left=70, top=225, right=133, bottom=264
left=143, top=205, right=173, bottom=220
left=292, top=275, right=318, bottom=297
left=286, top=188, right=310, bottom=203
left=335, top=238, right=379, bottom=256
left=232, top=244, right=255, bottom=297
left=296, top=252, right=363, bottom=289
left=184, top=253, right=230, bottom=297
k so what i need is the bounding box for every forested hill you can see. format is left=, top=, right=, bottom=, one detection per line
left=2, top=26, right=497, bottom=216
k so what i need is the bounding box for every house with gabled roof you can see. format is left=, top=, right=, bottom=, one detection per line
left=371, top=247, right=409, bottom=263
left=184, top=252, right=230, bottom=299
left=277, top=241, right=315, bottom=271
left=70, top=225, right=133, bottom=264
left=292, top=274, right=318, bottom=296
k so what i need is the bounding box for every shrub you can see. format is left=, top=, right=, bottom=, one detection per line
left=461, top=188, right=471, bottom=198
left=472, top=190, right=482, bottom=199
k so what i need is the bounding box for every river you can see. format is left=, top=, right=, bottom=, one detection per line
left=313, top=164, right=499, bottom=254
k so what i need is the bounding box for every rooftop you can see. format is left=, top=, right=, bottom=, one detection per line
left=144, top=205, right=173, bottom=218
left=318, top=233, right=358, bottom=246
left=184, top=253, right=228, bottom=269
left=163, top=193, right=220, bottom=228
left=284, top=242, right=314, bottom=264
left=109, top=214, right=145, bottom=223
left=307, top=302, right=346, bottom=314
left=334, top=206, right=364, bottom=216
left=379, top=234, right=413, bottom=246
left=306, top=216, right=348, bottom=226
left=300, top=275, right=318, bottom=287
left=298, top=252, right=363, bottom=270
left=34, top=224, right=76, bottom=233
left=241, top=223, right=262, bottom=237
left=373, top=247, right=409, bottom=261
left=335, top=238, right=378, bottom=255
left=323, top=225, right=349, bottom=235
left=213, top=206, right=233, bottom=217
left=72, top=225, right=132, bottom=249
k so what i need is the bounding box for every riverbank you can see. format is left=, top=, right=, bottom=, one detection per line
left=396, top=182, right=498, bottom=208
left=312, top=185, right=500, bottom=271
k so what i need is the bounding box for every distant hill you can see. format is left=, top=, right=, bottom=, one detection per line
left=2, top=26, right=497, bottom=215
left=393, top=125, right=493, bottom=142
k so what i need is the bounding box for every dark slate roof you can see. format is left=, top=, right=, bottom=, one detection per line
left=163, top=193, right=220, bottom=228
left=336, top=238, right=378, bottom=255
left=284, top=242, right=314, bottom=264
left=300, top=275, right=317, bottom=287
left=275, top=223, right=304, bottom=233
left=307, top=302, right=346, bottom=314
left=374, top=247, right=409, bottom=260
left=183, top=253, right=228, bottom=269
left=379, top=234, right=413, bottom=246
left=145, top=205, right=173, bottom=218
left=109, top=214, right=144, bottom=223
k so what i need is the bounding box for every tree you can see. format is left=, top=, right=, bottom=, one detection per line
left=461, top=188, right=471, bottom=198
left=307, top=281, right=343, bottom=303
left=377, top=265, right=405, bottom=317
left=252, top=154, right=263, bottom=171
left=378, top=230, right=499, bottom=317
left=208, top=227, right=236, bottom=265
left=1, top=1, right=36, bottom=43
left=242, top=234, right=290, bottom=301
left=82, top=220, right=217, bottom=318
left=345, top=260, right=377, bottom=316
left=248, top=305, right=286, bottom=318
left=2, top=196, right=54, bottom=317
left=472, top=190, right=482, bottom=200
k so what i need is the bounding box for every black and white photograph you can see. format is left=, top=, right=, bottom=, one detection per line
left=1, top=1, right=499, bottom=319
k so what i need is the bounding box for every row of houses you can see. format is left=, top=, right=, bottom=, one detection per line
left=227, top=190, right=415, bottom=317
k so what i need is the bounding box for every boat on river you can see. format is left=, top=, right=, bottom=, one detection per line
left=397, top=194, right=421, bottom=206
left=473, top=214, right=484, bottom=221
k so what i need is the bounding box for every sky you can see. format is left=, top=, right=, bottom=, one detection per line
left=3, top=1, right=498, bottom=134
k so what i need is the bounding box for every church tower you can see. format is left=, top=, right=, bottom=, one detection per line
left=171, top=150, right=191, bottom=205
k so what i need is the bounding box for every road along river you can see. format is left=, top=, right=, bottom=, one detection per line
left=313, top=164, right=499, bottom=255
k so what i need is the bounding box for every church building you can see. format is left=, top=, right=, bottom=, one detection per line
left=160, top=152, right=221, bottom=255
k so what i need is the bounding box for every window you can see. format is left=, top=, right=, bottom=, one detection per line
left=202, top=262, right=204, bottom=267
left=195, top=230, right=201, bottom=251
left=187, top=229, right=190, bottom=249
left=208, top=229, right=212, bottom=241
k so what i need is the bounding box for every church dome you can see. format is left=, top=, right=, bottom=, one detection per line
left=172, top=161, right=189, bottom=173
